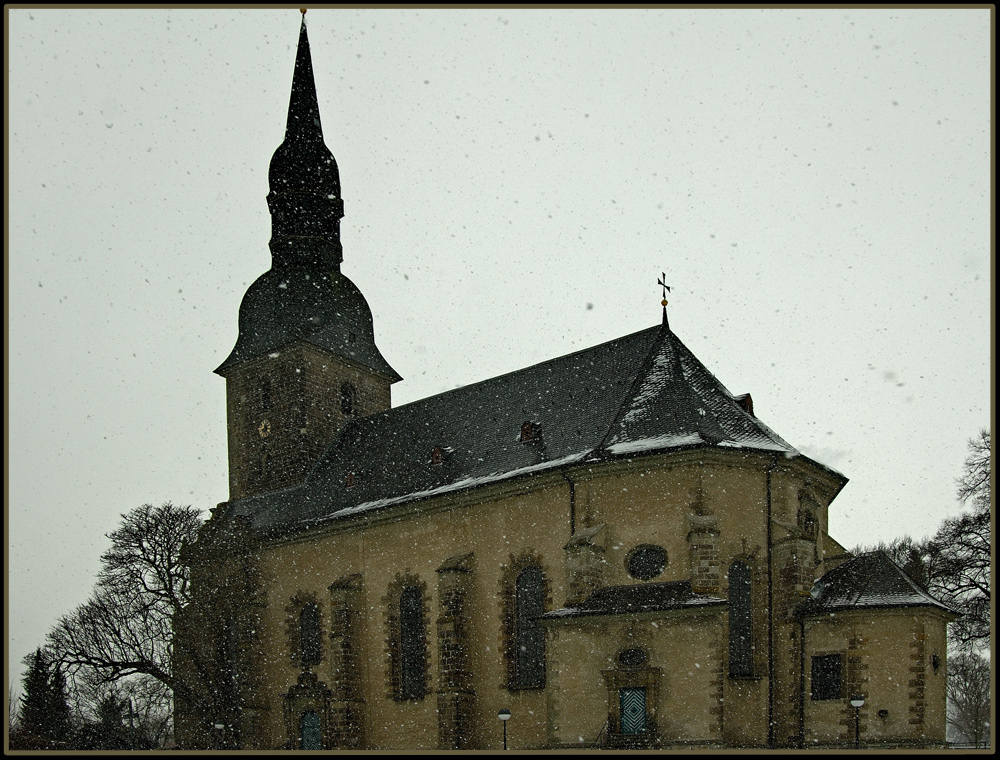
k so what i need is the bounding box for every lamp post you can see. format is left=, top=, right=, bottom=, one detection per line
left=849, top=696, right=865, bottom=749
left=213, top=722, right=227, bottom=749
left=498, top=709, right=511, bottom=750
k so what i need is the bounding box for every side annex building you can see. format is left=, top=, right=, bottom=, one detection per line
left=173, top=19, right=958, bottom=750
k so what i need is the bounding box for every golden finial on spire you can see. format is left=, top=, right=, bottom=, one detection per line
left=658, top=272, right=672, bottom=326
left=658, top=272, right=671, bottom=306
left=301, top=8, right=307, bottom=14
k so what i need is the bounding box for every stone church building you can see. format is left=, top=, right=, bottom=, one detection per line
left=173, top=18, right=958, bottom=750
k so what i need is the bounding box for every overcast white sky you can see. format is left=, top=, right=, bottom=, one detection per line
left=7, top=7, right=991, bottom=683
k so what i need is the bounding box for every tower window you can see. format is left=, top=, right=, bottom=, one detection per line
left=261, top=377, right=272, bottom=411
left=341, top=383, right=357, bottom=416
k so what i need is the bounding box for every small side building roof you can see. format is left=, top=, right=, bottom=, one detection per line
left=796, top=551, right=960, bottom=618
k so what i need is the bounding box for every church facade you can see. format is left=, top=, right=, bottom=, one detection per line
left=173, top=19, right=958, bottom=750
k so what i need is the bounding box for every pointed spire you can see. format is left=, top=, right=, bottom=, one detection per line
left=284, top=15, right=324, bottom=145
left=266, top=14, right=344, bottom=269
left=219, top=14, right=399, bottom=384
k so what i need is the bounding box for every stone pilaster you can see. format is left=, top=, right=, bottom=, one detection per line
left=687, top=514, right=720, bottom=594
left=436, top=553, right=475, bottom=749
left=564, top=523, right=606, bottom=607
left=327, top=574, right=364, bottom=748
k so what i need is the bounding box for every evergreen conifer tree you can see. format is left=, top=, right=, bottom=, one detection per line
left=17, top=649, right=53, bottom=747
left=46, top=665, right=73, bottom=745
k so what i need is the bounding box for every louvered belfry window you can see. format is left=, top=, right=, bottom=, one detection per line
left=340, top=382, right=356, bottom=416
left=728, top=561, right=753, bottom=677
left=515, top=566, right=545, bottom=689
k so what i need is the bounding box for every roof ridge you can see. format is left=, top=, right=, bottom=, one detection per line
left=869, top=550, right=958, bottom=609
left=384, top=324, right=662, bottom=414
left=594, top=321, right=673, bottom=454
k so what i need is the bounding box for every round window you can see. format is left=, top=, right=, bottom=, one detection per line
left=627, top=544, right=667, bottom=581
left=617, top=647, right=647, bottom=667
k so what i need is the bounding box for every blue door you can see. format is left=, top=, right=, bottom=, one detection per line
left=620, top=687, right=647, bottom=734
left=300, top=710, right=321, bottom=749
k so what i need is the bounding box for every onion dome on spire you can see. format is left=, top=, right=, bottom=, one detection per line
left=266, top=16, right=345, bottom=269
left=217, top=15, right=400, bottom=383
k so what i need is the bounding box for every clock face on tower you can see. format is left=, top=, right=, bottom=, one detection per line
left=258, top=419, right=272, bottom=438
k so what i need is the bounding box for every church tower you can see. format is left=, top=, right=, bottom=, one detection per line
left=216, top=17, right=400, bottom=501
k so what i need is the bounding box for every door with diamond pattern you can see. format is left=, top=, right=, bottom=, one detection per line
left=619, top=686, right=647, bottom=734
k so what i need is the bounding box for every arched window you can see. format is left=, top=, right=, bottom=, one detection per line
left=300, top=603, right=321, bottom=668
left=728, top=561, right=753, bottom=677
left=798, top=491, right=820, bottom=538
left=514, top=566, right=546, bottom=689
left=399, top=586, right=426, bottom=699
left=340, top=383, right=357, bottom=416
left=217, top=617, right=239, bottom=711
left=299, top=710, right=321, bottom=750
left=385, top=576, right=428, bottom=700
left=260, top=377, right=272, bottom=411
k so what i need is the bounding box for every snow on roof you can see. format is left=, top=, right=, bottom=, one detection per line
left=796, top=551, right=960, bottom=617
left=541, top=580, right=726, bottom=620
left=230, top=322, right=829, bottom=536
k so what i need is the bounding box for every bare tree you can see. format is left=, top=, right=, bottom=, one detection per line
left=42, top=503, right=203, bottom=742
left=927, top=430, right=992, bottom=652
left=956, top=429, right=991, bottom=512
left=8, top=680, right=21, bottom=742
left=947, top=652, right=991, bottom=747
left=853, top=431, right=991, bottom=652
left=927, top=509, right=991, bottom=651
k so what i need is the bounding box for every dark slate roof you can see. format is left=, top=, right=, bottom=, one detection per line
left=216, top=266, right=401, bottom=380
left=268, top=18, right=340, bottom=199
left=541, top=580, right=726, bottom=620
left=216, top=19, right=399, bottom=381
left=796, top=551, right=960, bottom=617
left=601, top=318, right=795, bottom=455
left=230, top=321, right=813, bottom=536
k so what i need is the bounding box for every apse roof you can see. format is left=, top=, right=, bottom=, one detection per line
left=796, top=551, right=960, bottom=617
left=229, top=320, right=836, bottom=536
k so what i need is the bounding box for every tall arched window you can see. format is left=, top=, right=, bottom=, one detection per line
left=399, top=586, right=426, bottom=699
left=300, top=603, right=321, bottom=668
left=514, top=566, right=546, bottom=689
left=728, top=561, right=753, bottom=677
left=217, top=616, right=239, bottom=711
